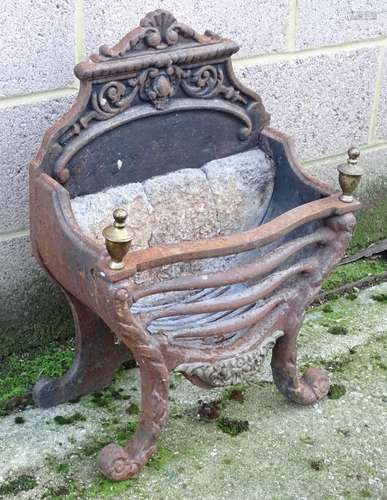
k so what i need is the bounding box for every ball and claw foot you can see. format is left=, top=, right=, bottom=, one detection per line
left=97, top=443, right=144, bottom=481
left=289, top=367, right=330, bottom=405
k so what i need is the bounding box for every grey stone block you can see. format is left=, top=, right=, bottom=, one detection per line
left=0, top=234, right=63, bottom=328
left=0, top=94, right=75, bottom=233
left=0, top=0, right=75, bottom=97
left=71, top=150, right=274, bottom=285
left=203, top=149, right=274, bottom=234
left=376, top=49, right=387, bottom=141
left=84, top=0, right=288, bottom=58
left=303, top=146, right=387, bottom=195
left=296, top=1, right=387, bottom=49
left=236, top=48, right=378, bottom=161
left=71, top=182, right=154, bottom=250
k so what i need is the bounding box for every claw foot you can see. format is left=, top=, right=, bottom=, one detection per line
left=290, top=367, right=330, bottom=405
left=97, top=443, right=144, bottom=481
left=273, top=367, right=330, bottom=405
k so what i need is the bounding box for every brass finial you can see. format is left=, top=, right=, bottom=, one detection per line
left=102, top=208, right=133, bottom=270
left=337, top=147, right=363, bottom=203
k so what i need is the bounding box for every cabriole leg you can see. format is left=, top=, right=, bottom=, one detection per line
left=33, top=291, right=129, bottom=408
left=97, top=352, right=169, bottom=480
left=97, top=288, right=169, bottom=481
left=271, top=311, right=330, bottom=405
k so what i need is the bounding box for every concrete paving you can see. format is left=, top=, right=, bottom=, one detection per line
left=0, top=283, right=386, bottom=499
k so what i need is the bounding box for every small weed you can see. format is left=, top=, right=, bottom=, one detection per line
left=222, top=457, right=233, bottom=465
left=328, top=384, right=346, bottom=400
left=54, top=412, right=86, bottom=425
left=14, top=415, right=25, bottom=424
left=310, top=459, right=323, bottom=471
left=217, top=417, right=249, bottom=436
left=328, top=326, right=348, bottom=336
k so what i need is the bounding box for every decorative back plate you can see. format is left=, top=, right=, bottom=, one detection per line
left=41, top=10, right=270, bottom=196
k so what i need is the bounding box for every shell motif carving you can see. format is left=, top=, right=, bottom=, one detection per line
left=140, top=9, right=180, bottom=49
left=97, top=10, right=211, bottom=60
left=175, top=331, right=284, bottom=387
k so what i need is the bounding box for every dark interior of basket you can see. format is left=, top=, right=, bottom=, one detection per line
left=66, top=113, right=328, bottom=345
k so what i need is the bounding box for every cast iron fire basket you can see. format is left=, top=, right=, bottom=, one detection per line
left=30, top=10, right=362, bottom=480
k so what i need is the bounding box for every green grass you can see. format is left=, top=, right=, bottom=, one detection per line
left=322, top=259, right=387, bottom=291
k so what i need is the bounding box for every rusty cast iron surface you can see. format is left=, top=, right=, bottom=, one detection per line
left=29, top=10, right=360, bottom=481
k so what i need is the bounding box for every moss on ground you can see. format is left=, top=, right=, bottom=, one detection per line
left=54, top=412, right=86, bottom=426
left=322, top=258, right=387, bottom=291
left=146, top=446, right=175, bottom=471
left=328, top=326, right=349, bottom=336
left=0, top=474, right=37, bottom=497
left=87, top=387, right=132, bottom=411
left=221, top=383, right=248, bottom=403
left=85, top=477, right=138, bottom=498
left=0, top=344, right=73, bottom=415
left=371, top=292, right=387, bottom=303
left=328, top=384, right=347, bottom=400
left=217, top=417, right=249, bottom=436
left=2, top=321, right=385, bottom=500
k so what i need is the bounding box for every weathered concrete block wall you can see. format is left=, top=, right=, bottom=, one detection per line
left=1, top=0, right=387, bottom=329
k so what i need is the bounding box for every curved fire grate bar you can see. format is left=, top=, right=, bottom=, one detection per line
left=131, top=227, right=333, bottom=300
left=130, top=227, right=330, bottom=343
left=132, top=260, right=317, bottom=341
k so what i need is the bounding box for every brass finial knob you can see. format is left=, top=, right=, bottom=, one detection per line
left=102, top=208, right=133, bottom=270
left=337, top=146, right=363, bottom=203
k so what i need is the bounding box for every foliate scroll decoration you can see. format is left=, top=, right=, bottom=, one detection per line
left=175, top=331, right=284, bottom=387
left=61, top=63, right=250, bottom=143
left=181, top=65, right=247, bottom=104
left=65, top=81, right=139, bottom=139
left=94, top=9, right=216, bottom=61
